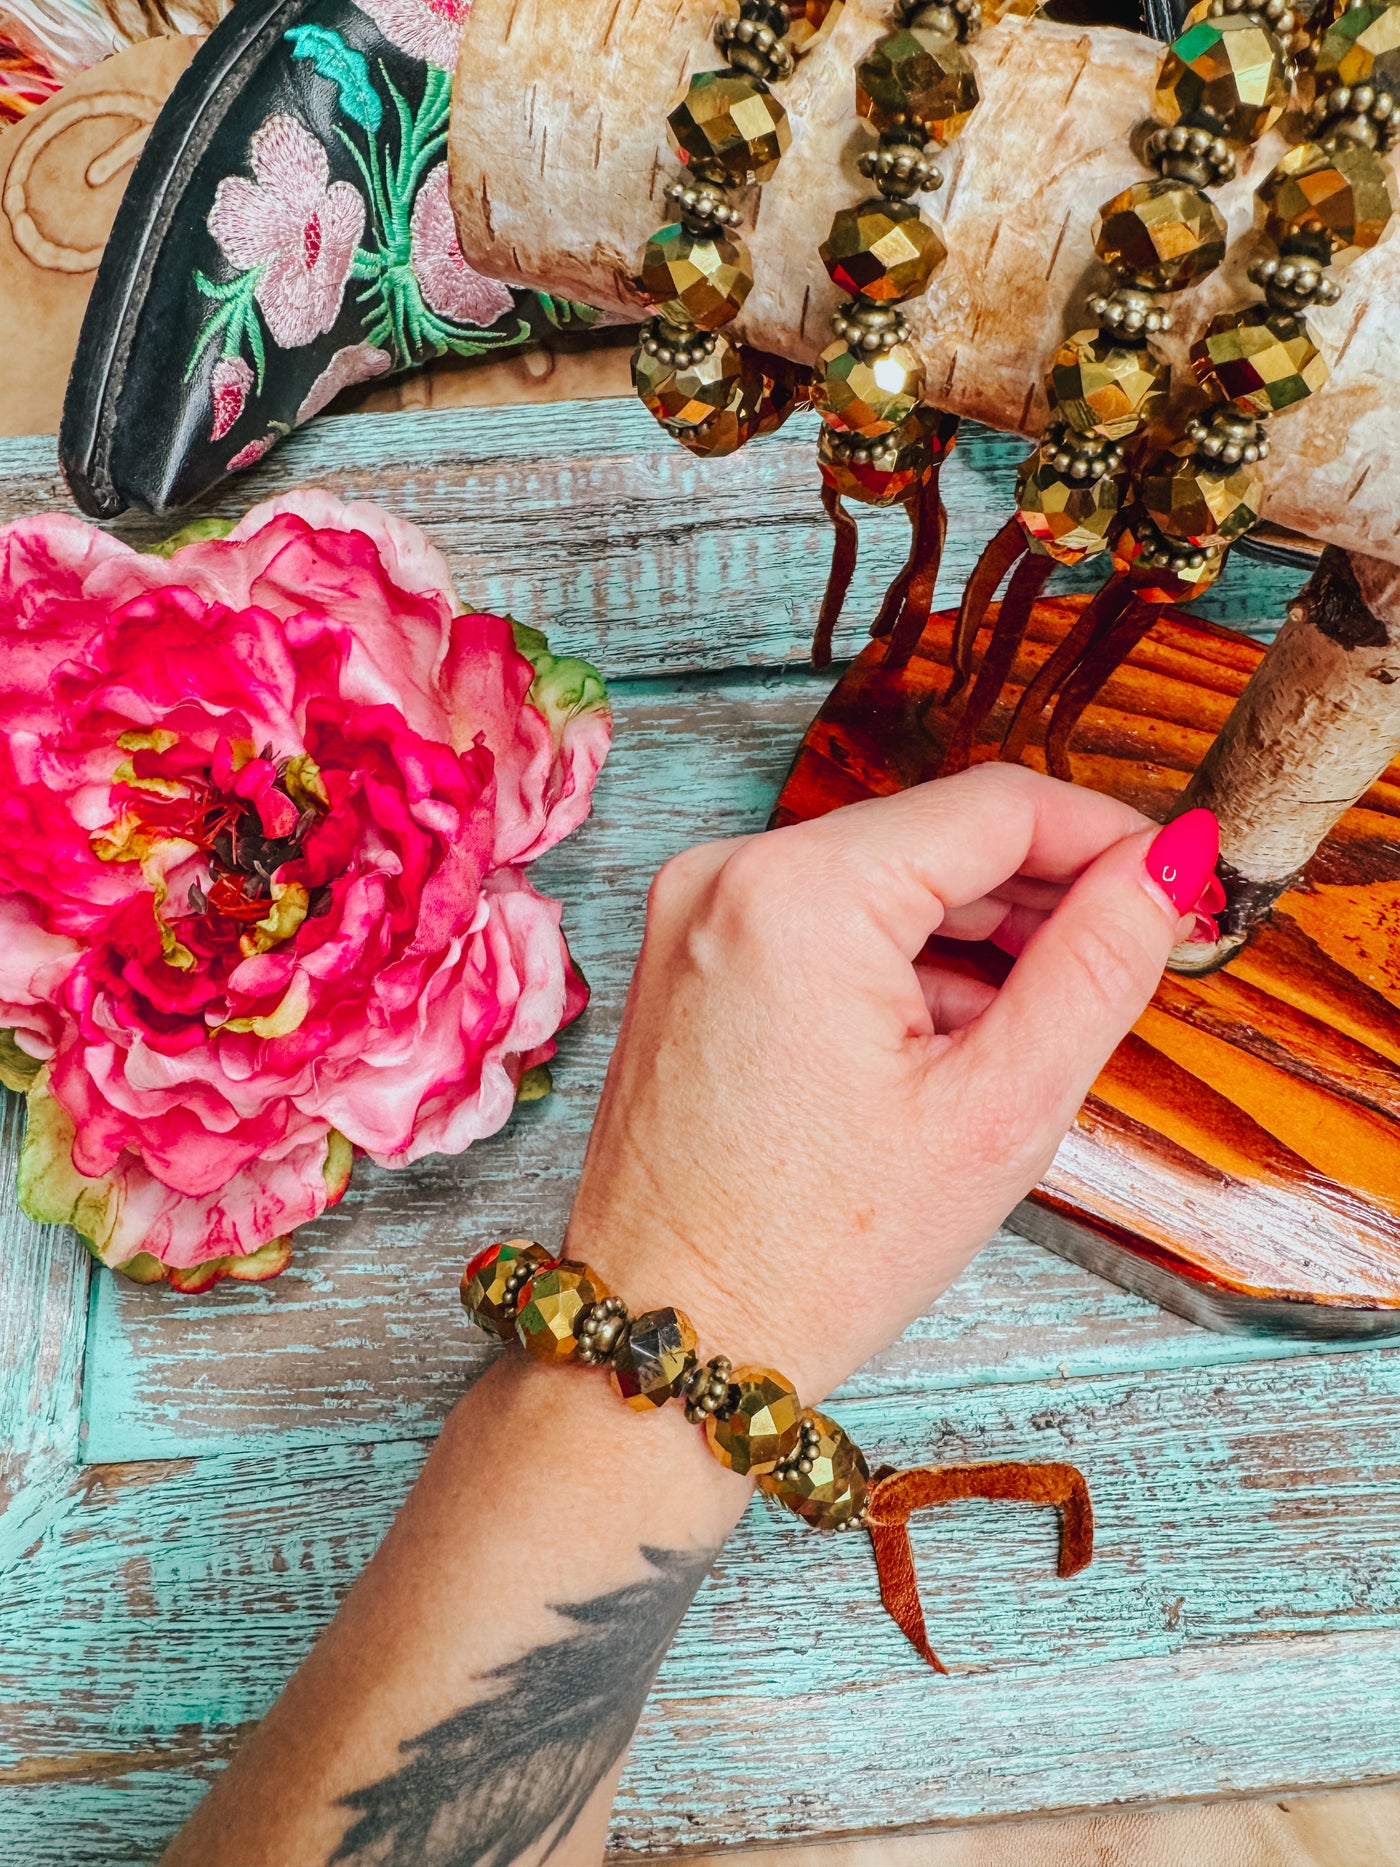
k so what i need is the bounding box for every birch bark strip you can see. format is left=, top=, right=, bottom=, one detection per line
left=450, top=2, right=1400, bottom=567
left=1174, top=549, right=1400, bottom=967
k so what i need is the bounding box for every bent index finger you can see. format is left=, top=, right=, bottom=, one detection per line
left=796, top=764, right=1152, bottom=954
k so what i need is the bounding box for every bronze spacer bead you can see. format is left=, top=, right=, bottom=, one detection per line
left=900, top=0, right=982, bottom=43
left=1248, top=252, right=1343, bottom=311
left=1085, top=286, right=1174, bottom=338
left=663, top=178, right=743, bottom=234
left=574, top=1295, right=631, bottom=1365
left=682, top=1354, right=736, bottom=1423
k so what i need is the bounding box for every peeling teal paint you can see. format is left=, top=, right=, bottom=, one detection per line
left=0, top=398, right=1385, bottom=1863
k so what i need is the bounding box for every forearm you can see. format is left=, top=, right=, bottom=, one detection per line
left=161, top=1350, right=747, bottom=1867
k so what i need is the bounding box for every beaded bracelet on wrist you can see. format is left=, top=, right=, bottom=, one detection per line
left=939, top=0, right=1397, bottom=783
left=631, top=0, right=1015, bottom=672
left=461, top=1237, right=1095, bottom=1671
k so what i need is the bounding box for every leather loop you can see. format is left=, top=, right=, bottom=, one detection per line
left=865, top=1461, right=1094, bottom=1670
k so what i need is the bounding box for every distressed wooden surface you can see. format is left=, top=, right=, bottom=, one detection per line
left=776, top=601, right=1400, bottom=1311
left=1, top=398, right=1397, bottom=1861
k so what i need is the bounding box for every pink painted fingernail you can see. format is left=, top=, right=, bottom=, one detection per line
left=1198, top=872, right=1228, bottom=915
left=1143, top=808, right=1221, bottom=917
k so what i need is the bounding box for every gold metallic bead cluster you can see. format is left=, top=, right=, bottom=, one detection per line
left=1129, top=0, right=1400, bottom=592
left=1015, top=0, right=1396, bottom=605
left=633, top=2, right=817, bottom=460
left=810, top=0, right=983, bottom=512
left=460, top=1241, right=871, bottom=1532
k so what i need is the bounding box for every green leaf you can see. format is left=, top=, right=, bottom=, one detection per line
left=0, top=1031, right=41, bottom=1093
left=146, top=517, right=237, bottom=559
left=17, top=1070, right=120, bottom=1257
left=286, top=25, right=383, bottom=132
left=514, top=1064, right=554, bottom=1105
left=509, top=621, right=610, bottom=728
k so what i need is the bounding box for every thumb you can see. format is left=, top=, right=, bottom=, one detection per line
left=958, top=809, right=1220, bottom=1122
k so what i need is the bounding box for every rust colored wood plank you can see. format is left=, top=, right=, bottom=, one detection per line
left=776, top=602, right=1400, bottom=1316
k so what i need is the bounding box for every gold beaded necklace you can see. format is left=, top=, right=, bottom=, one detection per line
left=940, top=0, right=1398, bottom=785
left=631, top=0, right=998, bottom=668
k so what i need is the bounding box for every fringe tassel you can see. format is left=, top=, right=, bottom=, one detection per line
left=997, top=570, right=1138, bottom=769
left=880, top=470, right=950, bottom=670
left=1043, top=587, right=1155, bottom=782
left=939, top=550, right=1055, bottom=776
left=812, top=482, right=859, bottom=670
left=866, top=1462, right=1094, bottom=1671
left=946, top=514, right=1025, bottom=707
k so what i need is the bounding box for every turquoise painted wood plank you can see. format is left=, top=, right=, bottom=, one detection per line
left=0, top=1091, right=88, bottom=1570
left=0, top=406, right=1301, bottom=689
left=12, top=1349, right=1400, bottom=1857
left=78, top=666, right=1383, bottom=1467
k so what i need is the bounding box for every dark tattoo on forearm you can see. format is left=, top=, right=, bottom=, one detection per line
left=329, top=1544, right=717, bottom=1867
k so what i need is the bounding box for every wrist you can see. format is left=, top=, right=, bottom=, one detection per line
left=563, top=1209, right=835, bottom=1405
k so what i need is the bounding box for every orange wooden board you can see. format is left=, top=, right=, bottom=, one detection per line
left=774, top=597, right=1400, bottom=1330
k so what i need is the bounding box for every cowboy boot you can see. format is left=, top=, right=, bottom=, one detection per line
left=61, top=0, right=593, bottom=516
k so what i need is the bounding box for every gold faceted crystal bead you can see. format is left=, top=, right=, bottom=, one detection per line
left=811, top=339, right=925, bottom=436
left=674, top=367, right=768, bottom=456
left=1093, top=178, right=1227, bottom=293
left=759, top=1412, right=871, bottom=1531
left=1313, top=1, right=1400, bottom=98
left=1113, top=516, right=1225, bottom=603
left=460, top=1239, right=556, bottom=1341
left=817, top=407, right=945, bottom=506
left=1190, top=306, right=1328, bottom=414
left=609, top=1307, right=699, bottom=1410
left=855, top=27, right=980, bottom=146
left=1015, top=450, right=1124, bottom=565
left=515, top=1260, right=611, bottom=1363
left=1154, top=14, right=1288, bottom=147
left=1140, top=438, right=1264, bottom=548
left=1046, top=329, right=1170, bottom=440
left=639, top=224, right=753, bottom=331
left=1257, top=140, right=1396, bottom=268
left=666, top=69, right=791, bottom=185
left=705, top=1366, right=804, bottom=1475
left=820, top=199, right=945, bottom=303
left=633, top=330, right=742, bottom=430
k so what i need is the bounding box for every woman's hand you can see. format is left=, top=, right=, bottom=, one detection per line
left=569, top=765, right=1220, bottom=1400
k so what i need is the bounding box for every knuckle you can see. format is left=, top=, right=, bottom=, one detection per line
left=647, top=842, right=722, bottom=924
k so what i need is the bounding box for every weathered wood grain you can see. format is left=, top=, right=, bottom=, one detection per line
left=0, top=408, right=1299, bottom=686
left=0, top=396, right=1378, bottom=1861
left=777, top=601, right=1400, bottom=1314
left=0, top=1093, right=88, bottom=1568
left=80, top=669, right=1390, bottom=1464
left=13, top=1350, right=1400, bottom=1857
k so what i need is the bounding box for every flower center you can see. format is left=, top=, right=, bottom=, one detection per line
left=429, top=0, right=468, bottom=19
left=303, top=212, right=322, bottom=271
left=93, top=737, right=333, bottom=960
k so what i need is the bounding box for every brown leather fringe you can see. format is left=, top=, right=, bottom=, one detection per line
left=865, top=1461, right=1094, bottom=1670
left=939, top=551, right=1055, bottom=775
left=871, top=491, right=924, bottom=642
left=813, top=481, right=860, bottom=670
left=1043, top=589, right=1155, bottom=782
left=881, top=472, right=950, bottom=669
left=997, top=570, right=1137, bottom=769
left=946, top=514, right=1026, bottom=707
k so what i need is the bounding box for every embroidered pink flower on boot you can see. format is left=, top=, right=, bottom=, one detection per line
left=209, top=358, right=254, bottom=441
left=208, top=114, right=364, bottom=349
left=354, top=0, right=470, bottom=70
left=410, top=164, right=515, bottom=326
left=0, top=491, right=610, bottom=1288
